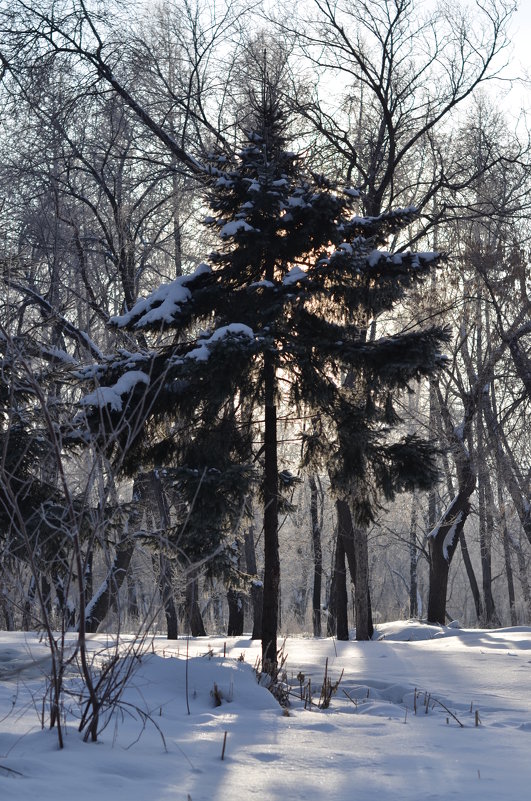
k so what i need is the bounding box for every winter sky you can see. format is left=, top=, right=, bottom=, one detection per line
left=503, top=2, right=531, bottom=116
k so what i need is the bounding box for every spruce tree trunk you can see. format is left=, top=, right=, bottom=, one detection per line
left=184, top=571, right=206, bottom=637
left=150, top=472, right=179, bottom=639
left=409, top=494, right=419, bottom=618
left=352, top=519, right=371, bottom=640
left=309, top=474, right=322, bottom=637
left=336, top=499, right=373, bottom=639
left=159, top=553, right=178, bottom=639
left=327, top=547, right=337, bottom=637
left=227, top=589, right=244, bottom=636
left=244, top=523, right=263, bottom=639
left=261, top=352, right=280, bottom=671
left=333, top=531, right=349, bottom=641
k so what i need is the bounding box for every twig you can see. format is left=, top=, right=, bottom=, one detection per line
left=342, top=688, right=358, bottom=707
left=0, top=764, right=24, bottom=777
left=221, top=731, right=228, bottom=760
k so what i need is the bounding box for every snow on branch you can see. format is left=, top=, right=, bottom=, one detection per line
left=180, top=324, right=255, bottom=363
left=283, top=266, right=308, bottom=286
left=219, top=220, right=259, bottom=238
left=79, top=371, right=150, bottom=412
left=109, top=263, right=211, bottom=330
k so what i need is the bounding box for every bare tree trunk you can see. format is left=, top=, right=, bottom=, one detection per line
left=427, top=383, right=477, bottom=624
left=497, top=473, right=517, bottom=626
left=309, top=474, right=322, bottom=637
left=22, top=575, right=36, bottom=631
left=84, top=533, right=136, bottom=633
left=514, top=533, right=531, bottom=624
left=476, top=408, right=499, bottom=625
left=483, top=391, right=531, bottom=547
left=84, top=549, right=93, bottom=612
left=438, top=414, right=483, bottom=621
left=459, top=532, right=483, bottom=621
left=126, top=574, right=139, bottom=622
left=427, top=476, right=475, bottom=625
left=83, top=472, right=149, bottom=633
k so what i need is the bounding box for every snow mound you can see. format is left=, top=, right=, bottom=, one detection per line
left=374, top=620, right=457, bottom=641
left=121, top=653, right=280, bottom=715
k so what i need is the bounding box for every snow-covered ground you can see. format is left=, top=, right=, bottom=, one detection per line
left=1, top=621, right=530, bottom=800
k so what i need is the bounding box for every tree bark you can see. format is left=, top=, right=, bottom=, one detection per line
left=309, top=474, right=322, bottom=637
left=409, top=494, right=419, bottom=618
left=149, top=472, right=179, bottom=638
left=497, top=472, right=517, bottom=626
left=332, top=529, right=349, bottom=641
left=514, top=533, right=531, bottom=623
left=427, top=382, right=477, bottom=624
left=483, top=391, right=531, bottom=547
left=158, top=553, right=178, bottom=639
left=84, top=536, right=135, bottom=633
left=261, top=351, right=280, bottom=671
left=227, top=588, right=244, bottom=636
left=244, top=523, right=263, bottom=640
left=184, top=571, right=206, bottom=637
left=427, top=452, right=476, bottom=624
left=459, top=532, right=483, bottom=621
left=336, top=499, right=373, bottom=639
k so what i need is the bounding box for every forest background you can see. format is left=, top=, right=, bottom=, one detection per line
left=0, top=0, right=529, bottom=688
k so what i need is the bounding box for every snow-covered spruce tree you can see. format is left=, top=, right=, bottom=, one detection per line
left=76, top=95, right=448, bottom=670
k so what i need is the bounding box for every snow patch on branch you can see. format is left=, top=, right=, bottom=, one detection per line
left=42, top=347, right=77, bottom=365
left=184, top=324, right=255, bottom=362
left=219, top=220, right=258, bottom=238
left=367, top=250, right=441, bottom=269
left=110, top=263, right=211, bottom=329
left=80, top=370, right=150, bottom=412
left=283, top=266, right=307, bottom=286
